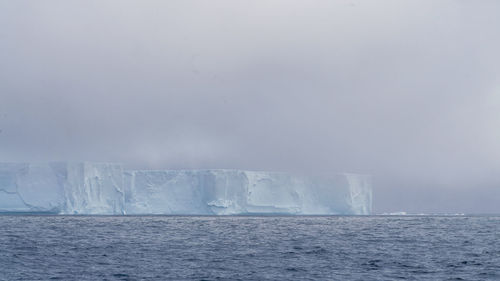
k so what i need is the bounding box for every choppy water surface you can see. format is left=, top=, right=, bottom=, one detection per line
left=0, top=215, right=499, bottom=280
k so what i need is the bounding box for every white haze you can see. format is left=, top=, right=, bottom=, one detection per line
left=1, top=0, right=499, bottom=213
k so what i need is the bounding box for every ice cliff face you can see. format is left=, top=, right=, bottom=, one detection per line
left=0, top=162, right=124, bottom=214
left=0, top=162, right=372, bottom=215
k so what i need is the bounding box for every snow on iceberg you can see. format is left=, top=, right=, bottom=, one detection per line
left=0, top=162, right=372, bottom=215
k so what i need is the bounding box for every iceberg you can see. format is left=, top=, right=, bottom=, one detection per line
left=0, top=162, right=372, bottom=215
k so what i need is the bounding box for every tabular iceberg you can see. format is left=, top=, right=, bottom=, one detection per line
left=0, top=162, right=372, bottom=215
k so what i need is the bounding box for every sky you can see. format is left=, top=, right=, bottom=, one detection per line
left=1, top=0, right=499, bottom=213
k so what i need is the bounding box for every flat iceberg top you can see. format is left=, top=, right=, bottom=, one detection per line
left=0, top=162, right=372, bottom=215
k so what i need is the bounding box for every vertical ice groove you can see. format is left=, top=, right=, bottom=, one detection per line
left=345, top=173, right=372, bottom=215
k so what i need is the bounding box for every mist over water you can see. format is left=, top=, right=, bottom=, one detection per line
left=1, top=1, right=500, bottom=213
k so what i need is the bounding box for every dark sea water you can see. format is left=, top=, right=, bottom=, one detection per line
left=0, top=215, right=499, bottom=281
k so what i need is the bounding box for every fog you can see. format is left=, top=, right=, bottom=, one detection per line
left=1, top=0, right=499, bottom=213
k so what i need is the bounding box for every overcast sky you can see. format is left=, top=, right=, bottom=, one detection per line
left=1, top=0, right=499, bottom=213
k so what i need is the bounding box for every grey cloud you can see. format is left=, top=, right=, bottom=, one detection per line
left=1, top=0, right=499, bottom=213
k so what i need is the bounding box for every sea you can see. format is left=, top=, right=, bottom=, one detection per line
left=0, top=215, right=499, bottom=280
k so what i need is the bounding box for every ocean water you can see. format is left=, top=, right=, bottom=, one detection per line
left=0, top=216, right=499, bottom=280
